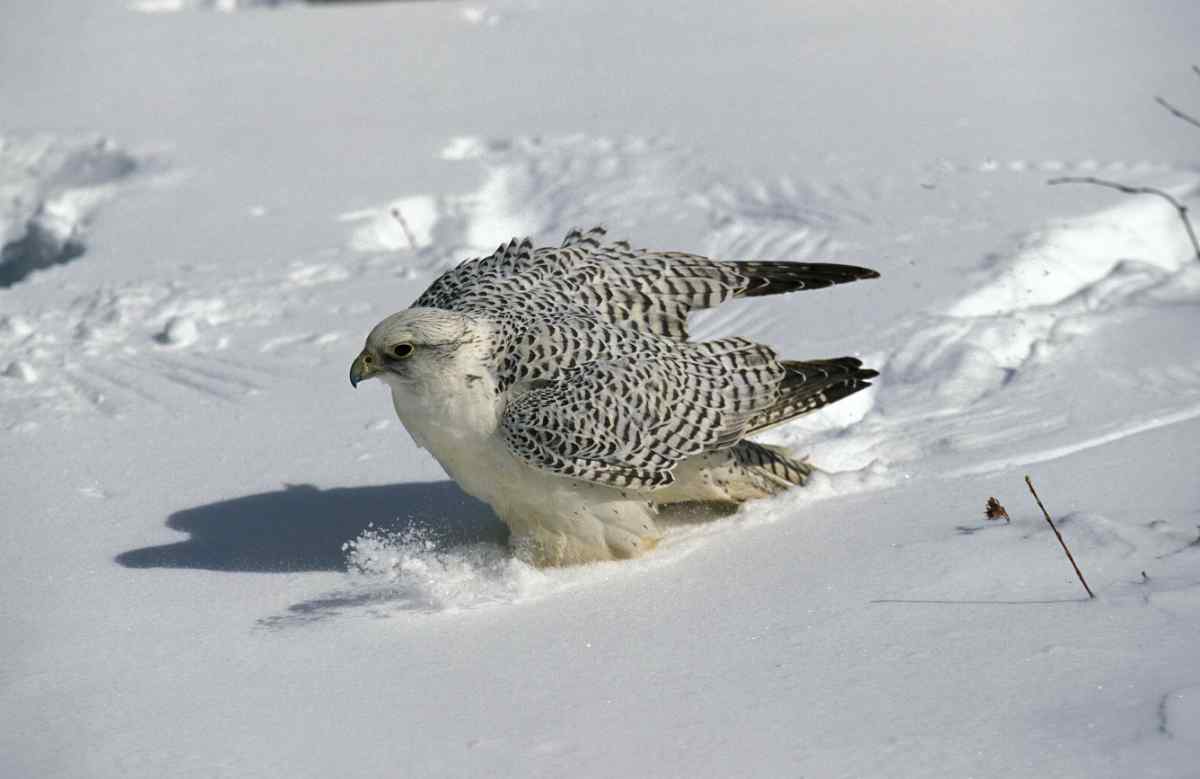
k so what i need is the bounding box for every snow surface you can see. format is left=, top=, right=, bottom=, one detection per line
left=3, top=1, right=1200, bottom=777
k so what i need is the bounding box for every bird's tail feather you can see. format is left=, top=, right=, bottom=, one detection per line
left=731, top=440, right=813, bottom=490
left=652, top=440, right=813, bottom=505
left=745, top=357, right=876, bottom=435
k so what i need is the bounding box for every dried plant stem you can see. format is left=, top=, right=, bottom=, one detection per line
left=390, top=207, right=419, bottom=251
left=1154, top=95, right=1200, bottom=130
left=1024, top=475, right=1095, bottom=599
left=1048, top=176, right=1200, bottom=262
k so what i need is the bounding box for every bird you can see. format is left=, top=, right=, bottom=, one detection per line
left=350, top=226, right=879, bottom=566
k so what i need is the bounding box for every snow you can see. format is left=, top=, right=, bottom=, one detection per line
left=3, top=0, right=1200, bottom=776
left=0, top=135, right=141, bottom=287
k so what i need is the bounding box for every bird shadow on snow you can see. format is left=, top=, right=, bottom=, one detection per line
left=116, top=482, right=740, bottom=627
left=115, top=481, right=507, bottom=574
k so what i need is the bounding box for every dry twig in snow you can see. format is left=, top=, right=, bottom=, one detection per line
left=1047, top=177, right=1200, bottom=262
left=1024, top=475, right=1096, bottom=600
left=1154, top=65, right=1200, bottom=129
left=1154, top=95, right=1200, bottom=130
left=1048, top=65, right=1200, bottom=264
left=390, top=207, right=419, bottom=251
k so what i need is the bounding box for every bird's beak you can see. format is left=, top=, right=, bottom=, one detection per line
left=349, top=350, right=376, bottom=388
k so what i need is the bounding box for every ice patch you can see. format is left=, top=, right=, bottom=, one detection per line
left=0, top=135, right=139, bottom=287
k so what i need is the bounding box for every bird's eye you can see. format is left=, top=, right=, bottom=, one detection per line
left=392, top=343, right=414, bottom=359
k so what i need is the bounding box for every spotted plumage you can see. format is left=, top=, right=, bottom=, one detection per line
left=352, top=227, right=879, bottom=565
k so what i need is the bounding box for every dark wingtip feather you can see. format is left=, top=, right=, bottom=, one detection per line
left=561, top=225, right=608, bottom=249
left=780, top=357, right=877, bottom=385
left=734, top=262, right=881, bottom=298
left=744, top=357, right=879, bottom=434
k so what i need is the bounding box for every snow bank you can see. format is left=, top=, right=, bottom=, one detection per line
left=951, top=182, right=1200, bottom=317
left=870, top=178, right=1200, bottom=426
left=0, top=135, right=138, bottom=287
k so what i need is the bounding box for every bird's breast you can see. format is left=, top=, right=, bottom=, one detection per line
left=387, top=377, right=511, bottom=501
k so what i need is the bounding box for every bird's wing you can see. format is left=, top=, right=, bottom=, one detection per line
left=413, top=226, right=879, bottom=340
left=499, top=342, right=787, bottom=490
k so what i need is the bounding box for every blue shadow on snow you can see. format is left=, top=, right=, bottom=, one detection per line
left=115, top=481, right=506, bottom=573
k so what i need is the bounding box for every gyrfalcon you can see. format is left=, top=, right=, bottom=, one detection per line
left=350, top=227, right=879, bottom=565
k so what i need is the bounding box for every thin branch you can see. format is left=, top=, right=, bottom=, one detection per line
left=1154, top=96, right=1200, bottom=130
left=1048, top=176, right=1200, bottom=262
left=1024, top=476, right=1095, bottom=600
left=389, top=207, right=418, bottom=251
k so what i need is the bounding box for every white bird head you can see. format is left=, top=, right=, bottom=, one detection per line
left=350, top=307, right=475, bottom=388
